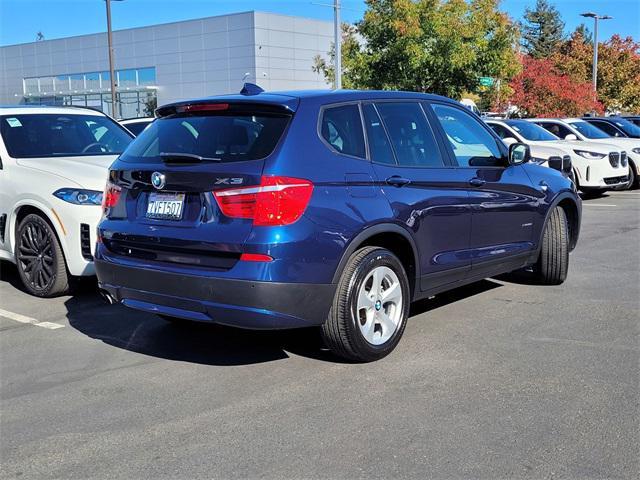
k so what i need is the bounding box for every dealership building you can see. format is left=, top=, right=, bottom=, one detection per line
left=0, top=11, right=333, bottom=118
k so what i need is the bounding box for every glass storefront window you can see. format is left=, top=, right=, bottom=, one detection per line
left=100, top=71, right=111, bottom=87
left=137, top=67, right=156, bottom=85
left=118, top=69, right=137, bottom=88
left=55, top=75, right=70, bottom=92
left=70, top=74, right=84, bottom=91
left=24, top=78, right=39, bottom=95
left=85, top=72, right=100, bottom=90
left=39, top=77, right=55, bottom=94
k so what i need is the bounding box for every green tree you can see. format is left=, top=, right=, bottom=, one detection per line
left=521, top=0, right=564, bottom=58
left=555, top=33, right=640, bottom=112
left=573, top=23, right=592, bottom=45
left=314, top=0, right=520, bottom=100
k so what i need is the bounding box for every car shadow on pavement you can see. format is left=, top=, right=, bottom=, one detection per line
left=0, top=260, right=26, bottom=292
left=65, top=279, right=503, bottom=366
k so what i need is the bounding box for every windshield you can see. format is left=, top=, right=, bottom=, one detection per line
left=610, top=118, right=640, bottom=137
left=567, top=120, right=610, bottom=139
left=0, top=114, right=133, bottom=158
left=121, top=112, right=291, bottom=163
left=505, top=120, right=558, bottom=141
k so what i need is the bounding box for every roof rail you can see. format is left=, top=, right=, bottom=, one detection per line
left=240, top=82, right=265, bottom=96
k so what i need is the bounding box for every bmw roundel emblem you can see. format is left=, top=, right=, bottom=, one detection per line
left=151, top=172, right=166, bottom=190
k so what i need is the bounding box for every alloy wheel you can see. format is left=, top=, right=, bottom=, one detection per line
left=17, top=221, right=55, bottom=291
left=356, top=266, right=403, bottom=345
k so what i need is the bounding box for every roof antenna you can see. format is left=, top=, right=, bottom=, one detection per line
left=241, top=82, right=265, bottom=96
left=240, top=72, right=266, bottom=95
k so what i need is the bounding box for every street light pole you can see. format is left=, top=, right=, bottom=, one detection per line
left=334, top=0, right=342, bottom=90
left=105, top=0, right=122, bottom=118
left=580, top=12, right=613, bottom=95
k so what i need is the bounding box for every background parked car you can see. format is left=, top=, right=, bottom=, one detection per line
left=120, top=117, right=155, bottom=137
left=582, top=116, right=640, bottom=188
left=487, top=119, right=617, bottom=194
left=0, top=106, right=133, bottom=296
left=530, top=118, right=631, bottom=192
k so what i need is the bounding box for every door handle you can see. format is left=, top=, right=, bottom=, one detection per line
left=386, top=176, right=411, bottom=187
left=468, top=178, right=486, bottom=187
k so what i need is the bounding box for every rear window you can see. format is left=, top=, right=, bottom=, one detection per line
left=120, top=112, right=290, bottom=163
left=0, top=114, right=133, bottom=158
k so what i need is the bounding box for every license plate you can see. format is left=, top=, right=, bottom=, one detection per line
left=146, top=192, right=185, bottom=220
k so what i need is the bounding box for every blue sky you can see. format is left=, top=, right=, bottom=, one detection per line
left=1, top=0, right=638, bottom=46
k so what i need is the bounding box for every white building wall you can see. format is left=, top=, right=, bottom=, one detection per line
left=0, top=11, right=332, bottom=108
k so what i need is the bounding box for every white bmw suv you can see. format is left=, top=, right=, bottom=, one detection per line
left=0, top=106, right=133, bottom=296
left=529, top=118, right=630, bottom=192
left=486, top=119, right=628, bottom=194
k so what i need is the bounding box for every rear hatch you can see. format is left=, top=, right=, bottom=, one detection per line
left=101, top=101, right=294, bottom=271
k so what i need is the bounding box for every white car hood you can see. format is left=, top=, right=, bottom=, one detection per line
left=528, top=144, right=566, bottom=160
left=16, top=155, right=118, bottom=191
left=581, top=137, right=640, bottom=152
left=528, top=140, right=620, bottom=155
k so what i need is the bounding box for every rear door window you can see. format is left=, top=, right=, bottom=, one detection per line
left=588, top=120, right=620, bottom=137
left=320, top=104, right=366, bottom=158
left=362, top=103, right=396, bottom=165
left=375, top=102, right=444, bottom=167
left=539, top=122, right=573, bottom=139
left=488, top=123, right=515, bottom=140
left=430, top=104, right=504, bottom=168
left=121, top=111, right=290, bottom=163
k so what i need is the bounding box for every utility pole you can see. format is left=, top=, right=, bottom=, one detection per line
left=580, top=12, right=612, bottom=96
left=105, top=0, right=123, bottom=118
left=334, top=0, right=342, bottom=89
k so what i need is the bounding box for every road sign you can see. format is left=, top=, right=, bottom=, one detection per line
left=479, top=77, right=495, bottom=87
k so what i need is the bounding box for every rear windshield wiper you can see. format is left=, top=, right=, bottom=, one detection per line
left=159, top=152, right=222, bottom=163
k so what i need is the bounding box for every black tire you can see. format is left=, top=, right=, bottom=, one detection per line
left=532, top=207, right=569, bottom=285
left=626, top=162, right=637, bottom=190
left=581, top=189, right=605, bottom=199
left=321, top=247, right=410, bottom=362
left=16, top=213, right=70, bottom=297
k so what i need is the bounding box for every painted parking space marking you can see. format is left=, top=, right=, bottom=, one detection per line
left=0, top=308, right=65, bottom=329
left=583, top=203, right=617, bottom=207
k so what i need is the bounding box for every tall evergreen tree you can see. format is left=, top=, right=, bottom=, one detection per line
left=521, top=0, right=565, bottom=58
left=573, top=23, right=593, bottom=45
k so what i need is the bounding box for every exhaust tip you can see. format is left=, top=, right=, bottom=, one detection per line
left=99, top=289, right=116, bottom=305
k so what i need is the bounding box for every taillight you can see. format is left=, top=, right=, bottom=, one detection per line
left=213, top=176, right=313, bottom=226
left=239, top=253, right=274, bottom=262
left=102, top=182, right=121, bottom=212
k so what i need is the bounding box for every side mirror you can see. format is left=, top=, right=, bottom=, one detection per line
left=502, top=137, right=518, bottom=146
left=548, top=155, right=573, bottom=176
left=564, top=134, right=578, bottom=141
left=508, top=143, right=530, bottom=166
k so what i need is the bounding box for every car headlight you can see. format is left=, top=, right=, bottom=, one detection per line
left=53, top=188, right=103, bottom=205
left=574, top=150, right=606, bottom=159
left=632, top=147, right=640, bottom=154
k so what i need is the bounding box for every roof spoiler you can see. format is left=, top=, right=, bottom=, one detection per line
left=240, top=82, right=265, bottom=96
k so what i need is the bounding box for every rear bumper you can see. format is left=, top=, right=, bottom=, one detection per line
left=95, top=259, right=336, bottom=329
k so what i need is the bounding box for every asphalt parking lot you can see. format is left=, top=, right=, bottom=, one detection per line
left=1, top=191, right=638, bottom=480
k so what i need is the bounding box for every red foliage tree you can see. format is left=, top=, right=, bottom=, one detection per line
left=508, top=55, right=603, bottom=117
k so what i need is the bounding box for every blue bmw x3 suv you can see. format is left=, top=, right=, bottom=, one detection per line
left=96, top=88, right=581, bottom=362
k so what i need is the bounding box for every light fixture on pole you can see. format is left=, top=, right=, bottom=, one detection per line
left=580, top=11, right=613, bottom=95
left=104, top=0, right=124, bottom=119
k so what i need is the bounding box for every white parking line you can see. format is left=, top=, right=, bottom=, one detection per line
left=0, top=308, right=65, bottom=329
left=583, top=204, right=617, bottom=207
